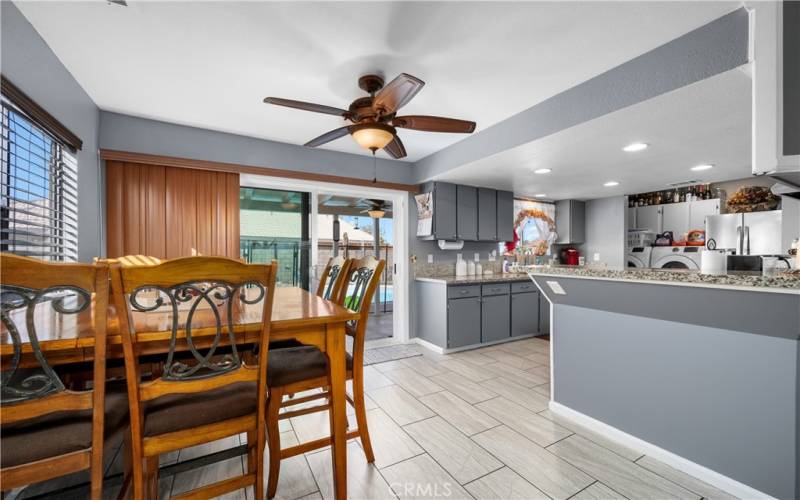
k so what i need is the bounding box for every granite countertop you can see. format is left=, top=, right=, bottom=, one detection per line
left=524, top=266, right=800, bottom=294
left=415, top=273, right=532, bottom=285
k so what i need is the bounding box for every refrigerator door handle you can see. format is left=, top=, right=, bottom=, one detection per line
left=744, top=226, right=750, bottom=255
left=736, top=225, right=743, bottom=255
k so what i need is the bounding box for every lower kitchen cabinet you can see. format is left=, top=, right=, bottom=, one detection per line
left=480, top=294, right=510, bottom=343
left=511, top=291, right=540, bottom=337
left=539, top=293, right=550, bottom=335
left=417, top=279, right=546, bottom=351
left=447, top=296, right=482, bottom=348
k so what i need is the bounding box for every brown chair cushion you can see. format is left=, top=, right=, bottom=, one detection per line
left=1, top=384, right=129, bottom=469
left=142, top=381, right=256, bottom=437
left=267, top=346, right=353, bottom=387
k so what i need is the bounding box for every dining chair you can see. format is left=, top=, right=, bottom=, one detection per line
left=0, top=254, right=128, bottom=500
left=316, top=255, right=351, bottom=302
left=264, top=255, right=385, bottom=498
left=111, top=256, right=277, bottom=500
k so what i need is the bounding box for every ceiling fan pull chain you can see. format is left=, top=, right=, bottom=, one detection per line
left=372, top=151, right=377, bottom=184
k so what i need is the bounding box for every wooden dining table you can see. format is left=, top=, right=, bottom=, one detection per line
left=0, top=286, right=358, bottom=500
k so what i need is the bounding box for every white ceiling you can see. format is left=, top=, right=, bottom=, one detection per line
left=16, top=1, right=739, bottom=162
left=434, top=67, right=752, bottom=200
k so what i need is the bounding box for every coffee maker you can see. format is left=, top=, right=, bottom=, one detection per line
left=560, top=247, right=580, bottom=266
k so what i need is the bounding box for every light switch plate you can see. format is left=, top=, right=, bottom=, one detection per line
left=474, top=253, right=480, bottom=261
left=593, top=253, right=601, bottom=262
left=427, top=254, right=434, bottom=264
left=547, top=280, right=566, bottom=295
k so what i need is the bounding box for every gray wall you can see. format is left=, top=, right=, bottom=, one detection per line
left=1, top=1, right=102, bottom=261
left=578, top=196, right=627, bottom=270
left=413, top=7, right=749, bottom=183
left=99, top=111, right=415, bottom=185
left=553, top=303, right=797, bottom=499
left=532, top=275, right=800, bottom=498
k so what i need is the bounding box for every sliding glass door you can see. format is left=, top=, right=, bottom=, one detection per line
left=240, top=187, right=310, bottom=289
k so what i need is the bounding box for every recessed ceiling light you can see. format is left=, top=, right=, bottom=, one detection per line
left=691, top=164, right=714, bottom=171
left=622, top=142, right=649, bottom=152
left=604, top=181, right=620, bottom=187
left=534, top=168, right=551, bottom=174
left=534, top=193, right=547, bottom=197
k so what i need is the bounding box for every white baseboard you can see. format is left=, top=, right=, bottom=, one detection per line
left=411, top=334, right=537, bottom=355
left=411, top=337, right=445, bottom=354
left=548, top=402, right=775, bottom=500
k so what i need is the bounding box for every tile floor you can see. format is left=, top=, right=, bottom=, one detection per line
left=15, top=337, right=738, bottom=500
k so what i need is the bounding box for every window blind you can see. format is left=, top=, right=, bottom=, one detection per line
left=1, top=100, right=79, bottom=261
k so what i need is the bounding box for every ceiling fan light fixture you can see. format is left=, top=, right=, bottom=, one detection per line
left=351, top=123, right=395, bottom=151
left=367, top=209, right=386, bottom=219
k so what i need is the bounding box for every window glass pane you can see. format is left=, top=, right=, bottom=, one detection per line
left=1, top=101, right=78, bottom=261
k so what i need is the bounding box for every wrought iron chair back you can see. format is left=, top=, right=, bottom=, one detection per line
left=111, top=256, right=277, bottom=403
left=0, top=253, right=111, bottom=499
left=336, top=255, right=385, bottom=355
left=316, top=255, right=351, bottom=303
left=0, top=253, right=109, bottom=414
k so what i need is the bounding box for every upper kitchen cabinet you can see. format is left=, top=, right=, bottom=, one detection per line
left=635, top=205, right=662, bottom=233
left=418, top=182, right=513, bottom=242
left=427, top=182, right=457, bottom=240
left=555, top=200, right=585, bottom=244
left=662, top=203, right=689, bottom=238
left=478, top=188, right=497, bottom=241
left=456, top=185, right=478, bottom=241
left=688, top=199, right=721, bottom=230
left=496, top=190, right=514, bottom=242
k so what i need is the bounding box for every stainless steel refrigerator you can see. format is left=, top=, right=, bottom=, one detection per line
left=705, top=210, right=783, bottom=255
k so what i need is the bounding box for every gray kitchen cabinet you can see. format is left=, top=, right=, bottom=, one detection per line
left=481, top=293, right=510, bottom=343
left=511, top=291, right=540, bottom=337
left=433, top=182, right=457, bottom=240
left=447, top=297, right=482, bottom=348
left=635, top=205, right=662, bottom=234
left=539, top=293, right=550, bottom=335
left=496, top=190, right=515, bottom=242
left=477, top=188, right=497, bottom=241
left=555, top=200, right=586, bottom=244
left=456, top=185, right=478, bottom=241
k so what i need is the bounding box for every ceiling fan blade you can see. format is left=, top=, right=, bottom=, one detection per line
left=383, top=135, right=407, bottom=159
left=372, top=73, right=425, bottom=115
left=393, top=115, right=476, bottom=134
left=264, top=97, right=350, bottom=117
left=305, top=126, right=351, bottom=147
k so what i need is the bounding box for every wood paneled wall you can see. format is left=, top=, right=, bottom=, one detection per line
left=106, top=161, right=240, bottom=259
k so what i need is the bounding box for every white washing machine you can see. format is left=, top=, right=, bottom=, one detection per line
left=626, top=247, right=653, bottom=268
left=650, top=246, right=703, bottom=270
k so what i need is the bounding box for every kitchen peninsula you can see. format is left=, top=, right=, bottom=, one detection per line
left=528, top=266, right=800, bottom=499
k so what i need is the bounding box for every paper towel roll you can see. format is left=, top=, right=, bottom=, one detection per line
left=701, top=250, right=727, bottom=275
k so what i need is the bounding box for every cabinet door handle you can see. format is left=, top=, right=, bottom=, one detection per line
left=460, top=290, right=468, bottom=294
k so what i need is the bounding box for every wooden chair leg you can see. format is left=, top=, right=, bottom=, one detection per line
left=266, top=388, right=284, bottom=499
left=145, top=456, right=159, bottom=500
left=351, top=368, right=375, bottom=463
left=256, top=421, right=267, bottom=500
left=246, top=429, right=257, bottom=474
left=90, top=443, right=104, bottom=500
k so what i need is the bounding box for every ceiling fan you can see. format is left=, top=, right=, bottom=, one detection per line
left=263, top=73, right=476, bottom=159
left=358, top=199, right=391, bottom=219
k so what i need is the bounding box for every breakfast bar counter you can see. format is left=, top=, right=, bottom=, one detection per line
left=526, top=266, right=800, bottom=499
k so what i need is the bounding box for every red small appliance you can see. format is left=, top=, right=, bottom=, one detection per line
left=560, top=247, right=580, bottom=266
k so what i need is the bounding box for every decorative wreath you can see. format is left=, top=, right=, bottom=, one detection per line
left=512, top=208, right=557, bottom=256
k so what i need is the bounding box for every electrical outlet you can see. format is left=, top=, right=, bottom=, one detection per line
left=427, top=254, right=434, bottom=264
left=474, top=253, right=480, bottom=261
left=593, top=253, right=601, bottom=262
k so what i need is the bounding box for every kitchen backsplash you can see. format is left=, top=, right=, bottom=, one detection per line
left=413, top=259, right=503, bottom=278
